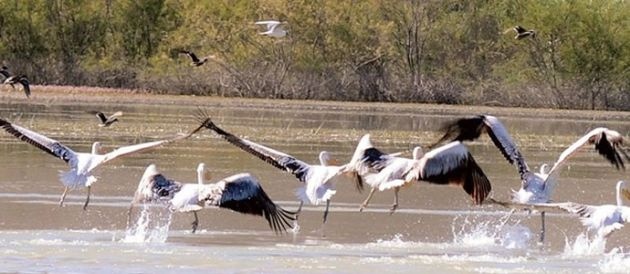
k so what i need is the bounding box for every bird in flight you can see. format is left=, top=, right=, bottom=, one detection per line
left=179, top=50, right=214, bottom=67
left=0, top=117, right=209, bottom=210
left=129, top=163, right=295, bottom=233
left=504, top=25, right=536, bottom=39
left=88, top=111, right=123, bottom=127
left=3, top=74, right=30, bottom=98
left=255, top=20, right=288, bottom=38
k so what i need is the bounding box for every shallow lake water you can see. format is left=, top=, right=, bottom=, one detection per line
left=1, top=93, right=630, bottom=273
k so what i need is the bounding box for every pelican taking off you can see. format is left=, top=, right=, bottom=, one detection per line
left=88, top=111, right=123, bottom=127
left=0, top=117, right=209, bottom=210
left=528, top=181, right=630, bottom=239
left=344, top=134, right=492, bottom=213
left=255, top=20, right=287, bottom=38
left=197, top=116, right=346, bottom=229
left=129, top=163, right=295, bottom=233
left=3, top=74, right=30, bottom=98
left=433, top=115, right=629, bottom=242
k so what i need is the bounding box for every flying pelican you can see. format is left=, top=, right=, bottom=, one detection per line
left=526, top=181, right=630, bottom=239
left=0, top=117, right=209, bottom=210
left=179, top=50, right=213, bottom=67
left=197, top=116, right=346, bottom=230
left=88, top=111, right=123, bottom=127
left=255, top=20, right=287, bottom=38
left=433, top=115, right=629, bottom=242
left=3, top=74, right=30, bottom=98
left=129, top=163, right=295, bottom=233
left=504, top=25, right=536, bottom=39
left=344, top=134, right=492, bottom=213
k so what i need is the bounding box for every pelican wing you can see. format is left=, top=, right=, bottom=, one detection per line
left=202, top=119, right=313, bottom=181
left=18, top=77, right=30, bottom=98
left=255, top=20, right=280, bottom=28
left=0, top=118, right=75, bottom=163
left=514, top=26, right=527, bottom=33
left=434, top=115, right=529, bottom=178
left=213, top=173, right=295, bottom=233
left=407, top=141, right=492, bottom=205
left=110, top=111, right=124, bottom=119
left=132, top=164, right=182, bottom=204
left=547, top=128, right=629, bottom=180
left=0, top=69, right=9, bottom=79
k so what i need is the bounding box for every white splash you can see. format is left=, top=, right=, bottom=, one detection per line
left=452, top=215, right=532, bottom=249
left=598, top=248, right=630, bottom=273
left=121, top=205, right=172, bottom=243
left=561, top=233, right=606, bottom=258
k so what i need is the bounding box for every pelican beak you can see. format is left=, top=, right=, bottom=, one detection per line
left=203, top=170, right=212, bottom=181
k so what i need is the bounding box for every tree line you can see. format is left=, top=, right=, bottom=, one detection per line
left=0, top=0, right=628, bottom=110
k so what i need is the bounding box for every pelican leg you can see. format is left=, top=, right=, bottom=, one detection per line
left=82, top=186, right=91, bottom=211
left=539, top=211, right=546, bottom=244
left=359, top=187, right=377, bottom=212
left=291, top=201, right=304, bottom=234
left=322, top=200, right=331, bottom=224
left=59, top=187, right=69, bottom=207
left=191, top=211, right=199, bottom=233
left=126, top=203, right=135, bottom=229
left=389, top=187, right=400, bottom=215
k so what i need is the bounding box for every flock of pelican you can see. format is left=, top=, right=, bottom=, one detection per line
left=0, top=111, right=628, bottom=241
left=0, top=111, right=630, bottom=242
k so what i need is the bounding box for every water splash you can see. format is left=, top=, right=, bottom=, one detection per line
left=452, top=214, right=532, bottom=249
left=562, top=233, right=606, bottom=258
left=598, top=248, right=630, bottom=273
left=121, top=205, right=173, bottom=243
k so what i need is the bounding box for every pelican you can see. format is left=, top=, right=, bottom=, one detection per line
left=0, top=117, right=208, bottom=210
left=504, top=25, right=536, bottom=39
left=129, top=163, right=295, bottom=233
left=3, top=74, right=30, bottom=98
left=179, top=50, right=213, bottom=67
left=433, top=115, right=629, bottom=242
left=197, top=117, right=346, bottom=229
left=88, top=111, right=123, bottom=127
left=345, top=134, right=492, bottom=213
left=255, top=20, right=287, bottom=38
left=528, top=181, right=630, bottom=239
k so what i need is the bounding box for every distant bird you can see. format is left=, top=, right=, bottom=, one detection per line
left=344, top=134, right=492, bottom=213
left=197, top=116, right=347, bottom=230
left=504, top=25, right=536, bottom=39
left=255, top=20, right=287, bottom=38
left=0, top=117, right=209, bottom=210
left=3, top=74, right=30, bottom=98
left=0, top=66, right=10, bottom=80
left=129, top=163, right=295, bottom=233
left=88, top=111, right=123, bottom=127
left=527, top=181, right=630, bottom=239
left=433, top=115, right=629, bottom=242
left=179, top=50, right=213, bottom=67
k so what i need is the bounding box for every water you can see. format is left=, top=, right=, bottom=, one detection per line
left=1, top=92, right=630, bottom=273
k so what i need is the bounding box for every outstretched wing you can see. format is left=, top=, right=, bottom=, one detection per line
left=546, top=128, right=630, bottom=180
left=514, top=26, right=527, bottom=33
left=255, top=20, right=280, bottom=29
left=18, top=76, right=30, bottom=98
left=0, top=118, right=75, bottom=163
left=433, top=115, right=529, bottom=179
left=213, top=173, right=296, bottom=233
left=88, top=111, right=108, bottom=123
left=200, top=118, right=313, bottom=182
left=132, top=164, right=182, bottom=204
left=344, top=134, right=394, bottom=191
left=180, top=50, right=200, bottom=63
left=407, top=141, right=492, bottom=205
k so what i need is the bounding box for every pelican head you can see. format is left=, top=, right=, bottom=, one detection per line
left=91, top=142, right=102, bottom=155
left=539, top=164, right=549, bottom=175
left=319, top=151, right=334, bottom=166
left=616, top=180, right=630, bottom=206
left=412, top=146, right=424, bottom=160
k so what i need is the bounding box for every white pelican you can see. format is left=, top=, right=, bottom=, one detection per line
left=434, top=115, right=629, bottom=242
left=179, top=50, right=214, bottom=67
left=129, top=163, right=295, bottom=233
left=504, top=25, right=536, bottom=39
left=3, top=74, right=30, bottom=98
left=88, top=111, right=123, bottom=127
left=0, top=117, right=208, bottom=210
left=199, top=117, right=346, bottom=228
left=527, top=181, right=630, bottom=239
left=345, top=134, right=492, bottom=213
left=255, top=20, right=287, bottom=38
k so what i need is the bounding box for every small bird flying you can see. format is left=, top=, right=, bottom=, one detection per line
left=88, top=111, right=123, bottom=127
left=255, top=20, right=287, bottom=38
